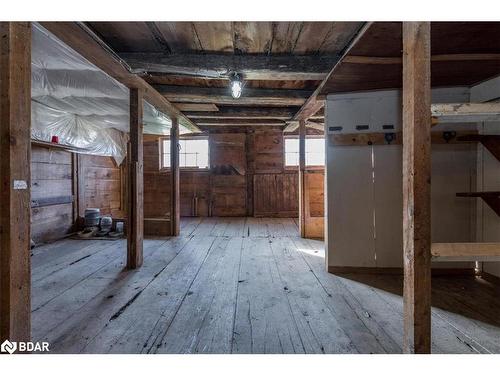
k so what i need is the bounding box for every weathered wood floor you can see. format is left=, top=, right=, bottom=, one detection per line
left=32, top=217, right=500, bottom=354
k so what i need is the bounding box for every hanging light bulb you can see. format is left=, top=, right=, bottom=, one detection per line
left=229, top=72, right=243, bottom=99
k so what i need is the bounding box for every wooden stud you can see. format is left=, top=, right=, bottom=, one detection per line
left=0, top=22, right=32, bottom=343
left=127, top=88, right=144, bottom=269
left=170, top=117, right=180, bottom=236
left=402, top=22, right=432, bottom=354
left=298, top=119, right=306, bottom=237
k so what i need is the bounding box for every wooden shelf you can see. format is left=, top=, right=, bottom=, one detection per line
left=457, top=134, right=500, bottom=162
left=432, top=242, right=500, bottom=262
left=31, top=139, right=83, bottom=153
left=456, top=191, right=500, bottom=216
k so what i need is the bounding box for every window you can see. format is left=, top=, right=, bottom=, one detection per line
left=162, top=138, right=209, bottom=169
left=284, top=137, right=325, bottom=167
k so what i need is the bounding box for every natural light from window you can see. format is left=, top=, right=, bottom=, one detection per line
left=284, top=138, right=325, bottom=167
left=162, top=138, right=209, bottom=169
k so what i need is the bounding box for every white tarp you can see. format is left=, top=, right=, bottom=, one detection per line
left=31, top=23, right=185, bottom=164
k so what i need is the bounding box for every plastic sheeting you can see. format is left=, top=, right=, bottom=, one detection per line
left=32, top=23, right=184, bottom=164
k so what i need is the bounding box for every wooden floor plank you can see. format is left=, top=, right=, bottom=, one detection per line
left=269, top=236, right=358, bottom=353
left=292, top=237, right=401, bottom=353
left=245, top=217, right=269, bottom=238
left=31, top=238, right=170, bottom=340
left=154, top=236, right=242, bottom=353
left=32, top=240, right=126, bottom=311
left=31, top=217, right=500, bottom=354
left=38, top=235, right=192, bottom=353
left=91, top=235, right=217, bottom=353
left=232, top=237, right=306, bottom=354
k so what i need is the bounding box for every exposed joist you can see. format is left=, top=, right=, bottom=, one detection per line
left=0, top=22, right=32, bottom=343
left=343, top=53, right=500, bottom=65
left=120, top=52, right=338, bottom=80
left=291, top=22, right=374, bottom=123
left=431, top=242, right=500, bottom=262
left=185, top=106, right=324, bottom=120
left=155, top=85, right=312, bottom=106
left=284, top=119, right=325, bottom=132
left=402, top=21, right=432, bottom=354
left=431, top=102, right=500, bottom=123
left=194, top=118, right=286, bottom=127
left=173, top=103, right=219, bottom=112
left=38, top=22, right=201, bottom=133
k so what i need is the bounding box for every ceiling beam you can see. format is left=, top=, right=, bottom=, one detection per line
left=173, top=103, right=219, bottom=112
left=287, top=22, right=374, bottom=130
left=155, top=85, right=312, bottom=106
left=193, top=118, right=286, bottom=127
left=186, top=107, right=295, bottom=120
left=342, top=53, right=500, bottom=65
left=38, top=22, right=201, bottom=133
left=120, top=52, right=339, bottom=81
left=432, top=102, right=500, bottom=123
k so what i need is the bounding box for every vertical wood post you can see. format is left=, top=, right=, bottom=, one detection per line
left=0, top=22, right=32, bottom=343
left=402, top=22, right=432, bottom=354
left=298, top=119, right=306, bottom=237
left=170, top=117, right=180, bottom=236
left=127, top=88, right=144, bottom=269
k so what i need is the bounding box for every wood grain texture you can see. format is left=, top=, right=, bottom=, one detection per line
left=402, top=22, right=432, bottom=354
left=0, top=22, right=32, bottom=343
left=298, top=120, right=306, bottom=237
left=127, top=88, right=144, bottom=269
left=30, top=218, right=500, bottom=353
left=170, top=117, right=180, bottom=235
left=31, top=146, right=74, bottom=243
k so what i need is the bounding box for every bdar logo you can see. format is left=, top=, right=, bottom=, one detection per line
left=1, top=340, right=17, bottom=354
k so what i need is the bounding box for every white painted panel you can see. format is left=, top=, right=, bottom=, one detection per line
left=326, top=90, right=401, bottom=134
left=471, top=75, right=500, bottom=102
left=431, top=143, right=476, bottom=269
left=471, top=74, right=500, bottom=278
left=477, top=122, right=500, bottom=276
left=373, top=145, right=403, bottom=268
left=327, top=146, right=375, bottom=267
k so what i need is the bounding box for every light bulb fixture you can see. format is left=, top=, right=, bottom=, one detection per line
left=229, top=72, right=243, bottom=99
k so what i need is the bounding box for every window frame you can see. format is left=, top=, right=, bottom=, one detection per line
left=159, top=136, right=210, bottom=171
left=283, top=135, right=325, bottom=170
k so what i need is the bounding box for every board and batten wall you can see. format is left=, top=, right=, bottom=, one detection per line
left=326, top=88, right=477, bottom=271
left=143, top=129, right=322, bottom=229
left=471, top=76, right=500, bottom=278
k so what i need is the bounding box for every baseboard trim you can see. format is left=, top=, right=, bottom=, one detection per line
left=328, top=266, right=476, bottom=276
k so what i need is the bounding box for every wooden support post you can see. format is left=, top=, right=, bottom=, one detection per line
left=298, top=119, right=306, bottom=237
left=170, top=117, right=180, bottom=236
left=402, top=22, right=432, bottom=354
left=127, top=88, right=144, bottom=269
left=0, top=22, right=32, bottom=343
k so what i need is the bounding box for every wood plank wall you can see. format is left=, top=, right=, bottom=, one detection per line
left=31, top=145, right=74, bottom=243
left=31, top=145, right=125, bottom=244
left=143, top=128, right=325, bottom=222
left=81, top=154, right=125, bottom=217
